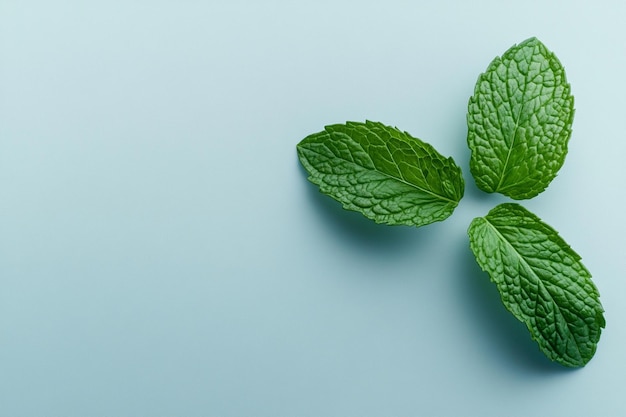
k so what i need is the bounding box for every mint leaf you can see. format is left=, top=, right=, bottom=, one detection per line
left=468, top=203, right=605, bottom=367
left=467, top=37, right=575, bottom=199
left=297, top=121, right=464, bottom=227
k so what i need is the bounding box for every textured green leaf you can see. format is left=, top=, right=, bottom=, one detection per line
left=468, top=203, right=604, bottom=367
left=467, top=37, right=575, bottom=199
left=297, top=121, right=464, bottom=227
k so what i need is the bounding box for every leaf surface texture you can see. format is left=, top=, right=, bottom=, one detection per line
left=297, top=121, right=464, bottom=227
left=467, top=37, right=575, bottom=199
left=468, top=203, right=604, bottom=367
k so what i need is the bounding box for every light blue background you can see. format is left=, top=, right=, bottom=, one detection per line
left=1, top=1, right=625, bottom=416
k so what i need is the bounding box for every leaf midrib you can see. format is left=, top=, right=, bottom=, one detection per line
left=303, top=143, right=458, bottom=205
left=483, top=217, right=583, bottom=363
left=494, top=56, right=531, bottom=193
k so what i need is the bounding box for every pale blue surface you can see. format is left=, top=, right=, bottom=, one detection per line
left=1, top=1, right=625, bottom=416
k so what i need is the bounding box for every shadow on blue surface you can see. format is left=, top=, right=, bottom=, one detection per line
left=297, top=157, right=579, bottom=374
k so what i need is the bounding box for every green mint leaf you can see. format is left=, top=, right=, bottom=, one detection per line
left=467, top=37, right=575, bottom=199
left=468, top=203, right=605, bottom=367
left=297, top=121, right=464, bottom=227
